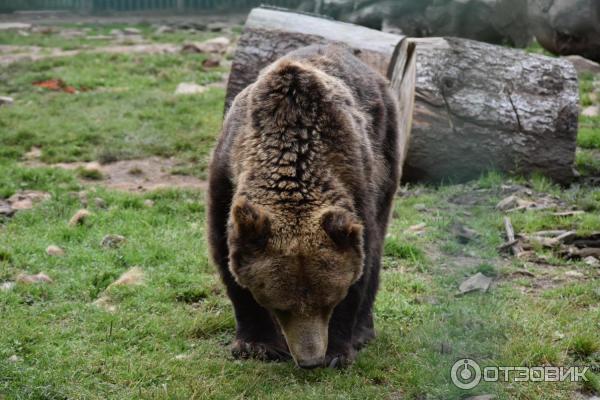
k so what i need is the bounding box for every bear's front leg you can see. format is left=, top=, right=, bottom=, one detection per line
left=207, top=162, right=289, bottom=362
left=325, top=281, right=363, bottom=368
left=224, top=276, right=290, bottom=362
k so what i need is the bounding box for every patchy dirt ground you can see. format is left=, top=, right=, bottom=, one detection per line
left=24, top=158, right=207, bottom=192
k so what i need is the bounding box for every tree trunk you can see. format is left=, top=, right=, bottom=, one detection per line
left=401, top=37, right=578, bottom=184
left=226, top=7, right=579, bottom=185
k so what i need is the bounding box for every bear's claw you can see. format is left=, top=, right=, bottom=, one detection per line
left=231, top=339, right=290, bottom=362
left=325, top=347, right=357, bottom=369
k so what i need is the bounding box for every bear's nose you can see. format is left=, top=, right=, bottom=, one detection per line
left=296, top=356, right=324, bottom=369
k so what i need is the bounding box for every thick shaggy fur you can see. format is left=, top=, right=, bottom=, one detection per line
left=207, top=45, right=400, bottom=367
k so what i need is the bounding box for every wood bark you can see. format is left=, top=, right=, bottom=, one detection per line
left=403, top=37, right=579, bottom=184
left=226, top=7, right=579, bottom=184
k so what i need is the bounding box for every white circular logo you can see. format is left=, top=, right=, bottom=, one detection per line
left=451, top=358, right=482, bottom=390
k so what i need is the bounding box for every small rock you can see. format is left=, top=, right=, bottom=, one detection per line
left=452, top=222, right=478, bottom=244
left=413, top=203, right=427, bottom=211
left=552, top=331, right=565, bottom=341
left=565, top=270, right=584, bottom=278
left=154, top=25, right=175, bottom=35
left=8, top=190, right=51, bottom=211
left=7, top=355, right=22, bottom=363
left=565, top=55, right=600, bottom=75
left=174, top=353, right=192, bottom=360
left=78, top=191, right=89, bottom=207
left=496, top=195, right=519, bottom=211
left=207, top=22, right=228, bottom=32
left=0, top=281, right=15, bottom=291
left=109, top=28, right=123, bottom=36
left=16, top=272, right=53, bottom=284
left=93, top=295, right=117, bottom=312
left=80, top=162, right=104, bottom=180
left=0, top=96, right=14, bottom=106
left=123, top=27, right=142, bottom=35
left=584, top=256, right=599, bottom=266
left=94, top=197, right=107, bottom=209
left=181, top=36, right=230, bottom=54
left=582, top=105, right=600, bottom=117
left=0, top=200, right=14, bottom=217
left=24, top=146, right=41, bottom=160
left=405, top=223, right=426, bottom=234
left=459, top=273, right=492, bottom=294
left=101, top=234, right=126, bottom=249
left=202, top=58, right=220, bottom=68
left=86, top=35, right=113, bottom=40
left=174, top=82, right=207, bottom=96
left=69, top=209, right=92, bottom=226
left=46, top=245, right=65, bottom=256
left=143, top=199, right=155, bottom=207
left=0, top=22, right=32, bottom=30
left=109, top=267, right=144, bottom=287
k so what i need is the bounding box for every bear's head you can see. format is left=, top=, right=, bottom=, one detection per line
left=227, top=197, right=364, bottom=368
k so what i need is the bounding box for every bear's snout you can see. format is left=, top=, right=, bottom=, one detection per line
left=274, top=312, right=329, bottom=369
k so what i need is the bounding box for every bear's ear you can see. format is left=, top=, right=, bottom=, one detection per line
left=320, top=208, right=363, bottom=251
left=231, top=198, right=271, bottom=247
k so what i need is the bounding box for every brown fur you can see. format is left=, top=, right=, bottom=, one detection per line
left=207, top=45, right=400, bottom=368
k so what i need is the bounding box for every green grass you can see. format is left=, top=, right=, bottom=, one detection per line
left=1, top=24, right=600, bottom=400
left=0, top=23, right=223, bottom=50
left=0, top=26, right=228, bottom=179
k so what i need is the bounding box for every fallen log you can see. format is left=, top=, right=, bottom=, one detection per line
left=225, top=7, right=579, bottom=184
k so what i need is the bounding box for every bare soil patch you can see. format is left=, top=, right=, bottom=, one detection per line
left=25, top=157, right=207, bottom=192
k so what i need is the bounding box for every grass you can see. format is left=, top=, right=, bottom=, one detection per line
left=0, top=29, right=228, bottom=180
left=1, top=25, right=600, bottom=399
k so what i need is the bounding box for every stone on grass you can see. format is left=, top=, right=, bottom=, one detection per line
left=109, top=267, right=144, bottom=287
left=7, top=355, right=22, bottom=363
left=155, top=25, right=175, bottom=35
left=207, top=22, right=228, bottom=32
left=69, top=209, right=92, bottom=226
left=16, top=272, right=53, bottom=284
left=143, top=199, right=155, bottom=207
left=565, top=270, right=584, bottom=278
left=496, top=195, right=519, bottom=211
left=94, top=197, right=107, bottom=209
left=24, top=147, right=41, bottom=160
left=202, top=58, right=220, bottom=68
left=0, top=200, right=14, bottom=217
left=8, top=190, right=51, bottom=211
left=93, top=295, right=117, bottom=313
left=101, top=234, right=126, bottom=249
left=0, top=96, right=14, bottom=106
left=123, top=27, right=142, bottom=35
left=0, top=23, right=31, bottom=30
left=582, top=106, right=600, bottom=117
left=413, top=203, right=427, bottom=212
left=405, top=223, right=426, bottom=235
left=174, top=82, right=207, bottom=96
left=459, top=273, right=492, bottom=294
left=0, top=281, right=15, bottom=291
left=584, top=256, right=599, bottom=266
left=181, top=36, right=230, bottom=54
left=46, top=245, right=65, bottom=256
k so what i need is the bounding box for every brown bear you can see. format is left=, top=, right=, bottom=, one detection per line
left=207, top=44, right=400, bottom=368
